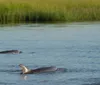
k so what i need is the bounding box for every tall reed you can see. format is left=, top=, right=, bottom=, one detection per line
left=0, top=0, right=100, bottom=23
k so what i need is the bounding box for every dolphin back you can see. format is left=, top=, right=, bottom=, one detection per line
left=30, top=66, right=57, bottom=73
left=0, top=50, right=22, bottom=54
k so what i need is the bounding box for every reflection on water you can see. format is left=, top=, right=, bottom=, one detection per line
left=0, top=22, right=100, bottom=85
left=20, top=75, right=28, bottom=80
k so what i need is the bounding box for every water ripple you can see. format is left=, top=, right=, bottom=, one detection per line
left=0, top=82, right=16, bottom=85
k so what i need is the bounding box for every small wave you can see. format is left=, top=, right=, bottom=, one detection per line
left=67, top=68, right=100, bottom=73
left=0, top=82, right=15, bottom=85
left=0, top=69, right=20, bottom=73
left=83, top=83, right=100, bottom=85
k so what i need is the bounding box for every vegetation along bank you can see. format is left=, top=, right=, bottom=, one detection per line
left=0, top=0, right=100, bottom=23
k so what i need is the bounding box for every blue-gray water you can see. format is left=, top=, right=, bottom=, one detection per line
left=0, top=22, right=100, bottom=85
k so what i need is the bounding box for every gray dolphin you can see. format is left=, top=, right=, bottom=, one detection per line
left=0, top=50, right=22, bottom=54
left=19, top=64, right=66, bottom=74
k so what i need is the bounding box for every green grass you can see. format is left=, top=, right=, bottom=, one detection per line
left=0, top=0, right=100, bottom=23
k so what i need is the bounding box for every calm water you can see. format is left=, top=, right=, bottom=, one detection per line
left=0, top=22, right=100, bottom=85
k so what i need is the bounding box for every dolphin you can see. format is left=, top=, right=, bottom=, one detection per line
left=0, top=50, right=22, bottom=54
left=19, top=64, right=66, bottom=74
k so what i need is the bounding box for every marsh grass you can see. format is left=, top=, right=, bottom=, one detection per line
left=0, top=0, right=100, bottom=23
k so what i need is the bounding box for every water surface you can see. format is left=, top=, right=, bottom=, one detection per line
left=0, top=22, right=100, bottom=85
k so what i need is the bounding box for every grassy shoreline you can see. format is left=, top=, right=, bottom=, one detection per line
left=0, top=0, right=100, bottom=24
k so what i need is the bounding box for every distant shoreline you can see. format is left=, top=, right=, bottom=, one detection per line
left=0, top=0, right=100, bottom=24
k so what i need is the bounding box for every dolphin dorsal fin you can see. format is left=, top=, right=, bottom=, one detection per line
left=19, top=64, right=30, bottom=74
